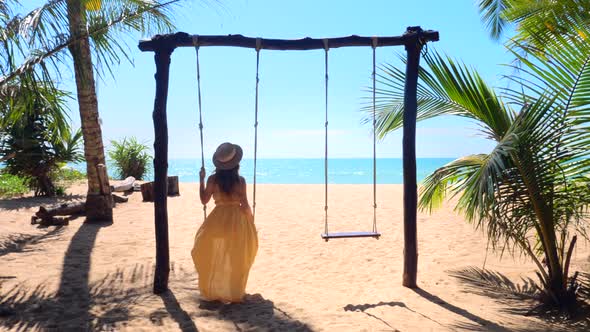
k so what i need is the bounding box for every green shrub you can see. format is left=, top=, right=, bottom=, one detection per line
left=0, top=172, right=29, bottom=197
left=108, top=137, right=151, bottom=180
left=50, top=166, right=86, bottom=195
left=52, top=166, right=86, bottom=183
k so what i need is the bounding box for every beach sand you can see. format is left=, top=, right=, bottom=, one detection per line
left=1, top=183, right=589, bottom=331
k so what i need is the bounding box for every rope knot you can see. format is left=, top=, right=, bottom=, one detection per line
left=371, top=36, right=378, bottom=49
left=322, top=38, right=329, bottom=51
left=198, top=123, right=203, bottom=130
left=192, top=35, right=199, bottom=47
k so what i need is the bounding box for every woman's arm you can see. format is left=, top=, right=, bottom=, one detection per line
left=199, top=168, right=214, bottom=204
left=239, top=177, right=254, bottom=221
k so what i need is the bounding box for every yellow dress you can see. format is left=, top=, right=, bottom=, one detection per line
left=191, top=191, right=258, bottom=302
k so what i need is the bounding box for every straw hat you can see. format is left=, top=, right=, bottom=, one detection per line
left=212, top=142, right=243, bottom=170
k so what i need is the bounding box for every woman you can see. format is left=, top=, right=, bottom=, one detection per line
left=191, top=142, right=258, bottom=303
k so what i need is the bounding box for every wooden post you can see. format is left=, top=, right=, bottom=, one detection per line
left=140, top=182, right=155, bottom=202
left=152, top=46, right=174, bottom=294
left=402, top=27, right=423, bottom=288
left=167, top=175, right=180, bottom=196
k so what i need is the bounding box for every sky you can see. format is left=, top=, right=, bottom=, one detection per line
left=26, top=0, right=514, bottom=159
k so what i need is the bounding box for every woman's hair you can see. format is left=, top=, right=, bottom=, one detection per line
left=214, top=165, right=241, bottom=194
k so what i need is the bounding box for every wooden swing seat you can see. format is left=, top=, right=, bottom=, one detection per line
left=321, top=231, right=381, bottom=241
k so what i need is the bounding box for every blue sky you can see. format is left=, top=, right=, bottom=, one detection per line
left=28, top=0, right=513, bottom=158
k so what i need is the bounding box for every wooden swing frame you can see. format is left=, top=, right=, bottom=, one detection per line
left=138, top=26, right=439, bottom=294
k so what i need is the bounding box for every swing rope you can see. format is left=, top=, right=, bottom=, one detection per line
left=321, top=37, right=380, bottom=240
left=323, top=39, right=329, bottom=236
left=193, top=35, right=207, bottom=221
left=253, top=38, right=262, bottom=220
left=371, top=37, right=378, bottom=234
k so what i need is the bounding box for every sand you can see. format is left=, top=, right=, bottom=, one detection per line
left=1, top=183, right=589, bottom=331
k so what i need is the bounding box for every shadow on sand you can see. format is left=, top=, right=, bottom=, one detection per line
left=344, top=288, right=521, bottom=332
left=0, top=194, right=85, bottom=211
left=412, top=287, right=513, bottom=332
left=0, top=225, right=65, bottom=257
left=1, top=252, right=311, bottom=332
left=0, top=219, right=119, bottom=331
left=196, top=293, right=313, bottom=331
left=344, top=301, right=406, bottom=331
left=159, top=290, right=199, bottom=332
left=449, top=267, right=590, bottom=331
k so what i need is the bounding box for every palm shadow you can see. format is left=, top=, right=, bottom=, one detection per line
left=0, top=226, right=65, bottom=257
left=198, top=293, right=312, bottom=331
left=0, top=195, right=85, bottom=211
left=0, top=219, right=116, bottom=331
left=449, top=267, right=590, bottom=331
left=0, top=262, right=168, bottom=331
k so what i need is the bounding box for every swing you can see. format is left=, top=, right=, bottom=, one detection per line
left=193, top=36, right=262, bottom=221
left=320, top=38, right=381, bottom=241
left=194, top=36, right=380, bottom=240
left=141, top=29, right=440, bottom=293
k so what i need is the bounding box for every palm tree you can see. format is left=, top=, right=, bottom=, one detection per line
left=369, top=25, right=590, bottom=308
left=0, top=1, right=178, bottom=221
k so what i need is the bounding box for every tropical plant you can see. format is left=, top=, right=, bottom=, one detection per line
left=0, top=0, right=179, bottom=220
left=108, top=137, right=151, bottom=180
left=0, top=83, right=84, bottom=196
left=478, top=0, right=590, bottom=45
left=0, top=172, right=29, bottom=197
left=368, top=24, right=590, bottom=310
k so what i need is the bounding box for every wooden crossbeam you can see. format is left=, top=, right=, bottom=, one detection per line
left=138, top=27, right=439, bottom=52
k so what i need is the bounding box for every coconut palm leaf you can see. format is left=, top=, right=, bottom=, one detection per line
left=0, top=0, right=180, bottom=85
left=477, top=0, right=590, bottom=46
left=504, top=0, right=590, bottom=47
left=366, top=51, right=512, bottom=141
left=477, top=0, right=512, bottom=40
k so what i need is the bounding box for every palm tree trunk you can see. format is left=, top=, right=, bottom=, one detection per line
left=514, top=155, right=565, bottom=303
left=66, top=0, right=112, bottom=222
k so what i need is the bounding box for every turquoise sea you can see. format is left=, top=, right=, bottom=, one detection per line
left=71, top=158, right=455, bottom=184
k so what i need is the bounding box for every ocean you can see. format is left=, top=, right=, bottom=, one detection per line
left=70, top=158, right=455, bottom=184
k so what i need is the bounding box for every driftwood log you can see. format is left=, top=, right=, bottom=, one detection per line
left=31, top=192, right=131, bottom=226
left=140, top=176, right=180, bottom=202
left=110, top=176, right=136, bottom=192
left=31, top=202, right=85, bottom=226
left=112, top=194, right=129, bottom=203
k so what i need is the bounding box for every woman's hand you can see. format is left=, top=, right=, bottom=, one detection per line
left=199, top=167, right=206, bottom=182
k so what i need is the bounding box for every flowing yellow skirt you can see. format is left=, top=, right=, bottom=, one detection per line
left=191, top=203, right=258, bottom=302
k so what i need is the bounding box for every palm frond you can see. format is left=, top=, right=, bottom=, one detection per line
left=0, top=0, right=180, bottom=86
left=365, top=51, right=512, bottom=141
left=478, top=0, right=512, bottom=40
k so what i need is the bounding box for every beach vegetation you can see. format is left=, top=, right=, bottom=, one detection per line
left=370, top=19, right=590, bottom=313
left=108, top=137, right=151, bottom=180
left=0, top=0, right=179, bottom=218
left=0, top=79, right=84, bottom=196
left=0, top=172, right=29, bottom=197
